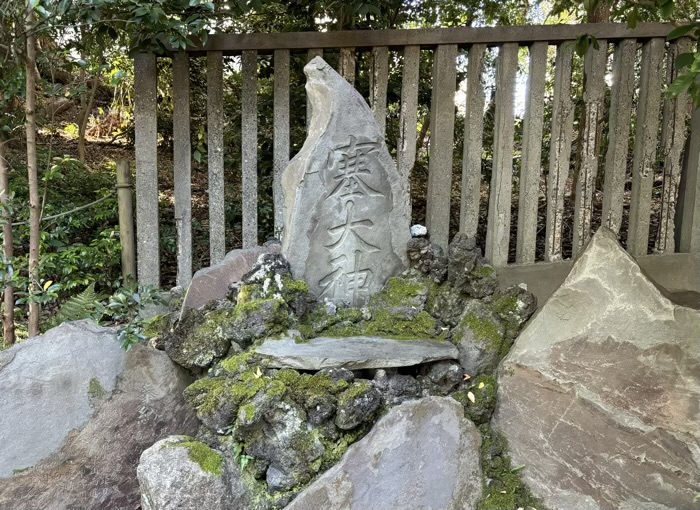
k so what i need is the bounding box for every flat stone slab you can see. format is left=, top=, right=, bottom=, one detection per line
left=281, top=57, right=410, bottom=307
left=285, top=396, right=482, bottom=510
left=492, top=227, right=700, bottom=510
left=255, top=335, right=458, bottom=370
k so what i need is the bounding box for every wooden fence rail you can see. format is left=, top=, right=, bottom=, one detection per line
left=133, top=22, right=700, bottom=288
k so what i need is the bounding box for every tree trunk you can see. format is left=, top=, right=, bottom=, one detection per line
left=77, top=65, right=103, bottom=162
left=0, top=140, right=15, bottom=345
left=25, top=3, right=40, bottom=337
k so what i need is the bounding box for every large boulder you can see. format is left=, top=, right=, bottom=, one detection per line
left=0, top=320, right=198, bottom=510
left=281, top=57, right=411, bottom=307
left=493, top=227, right=700, bottom=509
left=138, top=436, right=250, bottom=510
left=285, top=396, right=482, bottom=510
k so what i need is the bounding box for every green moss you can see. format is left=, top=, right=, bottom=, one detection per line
left=476, top=425, right=546, bottom=510
left=219, top=351, right=256, bottom=375
left=281, top=275, right=309, bottom=293
left=459, top=313, right=502, bottom=346
left=236, top=284, right=254, bottom=304
left=472, top=264, right=495, bottom=277
left=337, top=381, right=371, bottom=406
left=323, top=309, right=438, bottom=340
left=240, top=402, right=256, bottom=421
left=171, top=438, right=223, bottom=476
left=184, top=377, right=230, bottom=415
left=143, top=313, right=170, bottom=338
left=490, top=294, right=519, bottom=317
left=451, top=375, right=497, bottom=425
left=87, top=377, right=107, bottom=400
left=371, top=276, right=425, bottom=307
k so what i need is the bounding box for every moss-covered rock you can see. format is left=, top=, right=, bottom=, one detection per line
left=425, top=282, right=467, bottom=327
left=163, top=297, right=290, bottom=370
left=171, top=438, right=224, bottom=476
left=183, top=352, right=374, bottom=497
left=451, top=300, right=506, bottom=376
left=490, top=285, right=537, bottom=340
left=368, top=274, right=432, bottom=319
left=451, top=374, right=497, bottom=425
left=335, top=381, right=381, bottom=430
left=143, top=312, right=172, bottom=339
left=476, top=425, right=545, bottom=510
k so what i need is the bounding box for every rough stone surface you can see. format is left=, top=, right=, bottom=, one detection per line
left=181, top=243, right=280, bottom=313
left=451, top=300, right=506, bottom=376
left=335, top=382, right=381, bottom=429
left=281, top=57, right=410, bottom=307
left=447, top=233, right=480, bottom=289
left=138, top=436, right=240, bottom=510
left=285, top=397, right=482, bottom=510
left=255, top=335, right=458, bottom=370
left=373, top=369, right=423, bottom=404
left=0, top=321, right=125, bottom=478
left=0, top=321, right=198, bottom=510
left=493, top=227, right=700, bottom=510
left=406, top=237, right=448, bottom=282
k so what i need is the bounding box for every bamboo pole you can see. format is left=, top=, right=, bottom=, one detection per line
left=116, top=160, right=136, bottom=282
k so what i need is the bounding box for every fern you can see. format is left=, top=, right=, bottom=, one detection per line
left=52, top=283, right=106, bottom=325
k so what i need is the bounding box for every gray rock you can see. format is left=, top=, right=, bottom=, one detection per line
left=243, top=252, right=291, bottom=283
left=493, top=227, right=700, bottom=510
left=317, top=367, right=354, bottom=384
left=0, top=321, right=198, bottom=510
left=369, top=274, right=430, bottom=320
left=426, top=284, right=467, bottom=328
left=180, top=244, right=280, bottom=313
left=447, top=233, right=480, bottom=290
left=420, top=360, right=464, bottom=394
left=281, top=57, right=410, bottom=307
left=255, top=335, right=458, bottom=370
left=138, top=436, right=237, bottom=510
left=459, top=260, right=498, bottom=298
left=335, top=381, right=381, bottom=429
left=241, top=400, right=324, bottom=491
left=451, top=300, right=506, bottom=376
left=490, top=284, right=537, bottom=339
left=406, top=237, right=448, bottom=282
left=0, top=321, right=125, bottom=478
left=166, top=299, right=289, bottom=369
left=285, top=397, right=482, bottom=510
left=373, top=369, right=422, bottom=404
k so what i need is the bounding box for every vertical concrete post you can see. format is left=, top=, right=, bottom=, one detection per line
left=134, top=52, right=159, bottom=286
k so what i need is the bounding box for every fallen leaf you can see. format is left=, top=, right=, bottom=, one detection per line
left=478, top=381, right=485, bottom=389
left=467, top=391, right=476, bottom=403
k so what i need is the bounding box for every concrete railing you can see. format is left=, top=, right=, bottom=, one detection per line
left=133, top=22, right=700, bottom=288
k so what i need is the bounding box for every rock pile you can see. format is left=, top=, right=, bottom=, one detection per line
left=141, top=231, right=538, bottom=510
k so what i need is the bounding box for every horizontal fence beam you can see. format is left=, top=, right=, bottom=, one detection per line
left=182, top=23, right=673, bottom=55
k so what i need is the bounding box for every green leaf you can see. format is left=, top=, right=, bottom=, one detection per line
left=659, top=0, right=674, bottom=19
left=675, top=52, right=696, bottom=69
left=667, top=23, right=698, bottom=41
left=667, top=71, right=696, bottom=98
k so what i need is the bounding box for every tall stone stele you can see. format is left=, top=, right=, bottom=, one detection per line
left=282, top=57, right=411, bottom=307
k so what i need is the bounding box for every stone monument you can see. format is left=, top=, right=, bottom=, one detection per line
left=282, top=57, right=411, bottom=307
